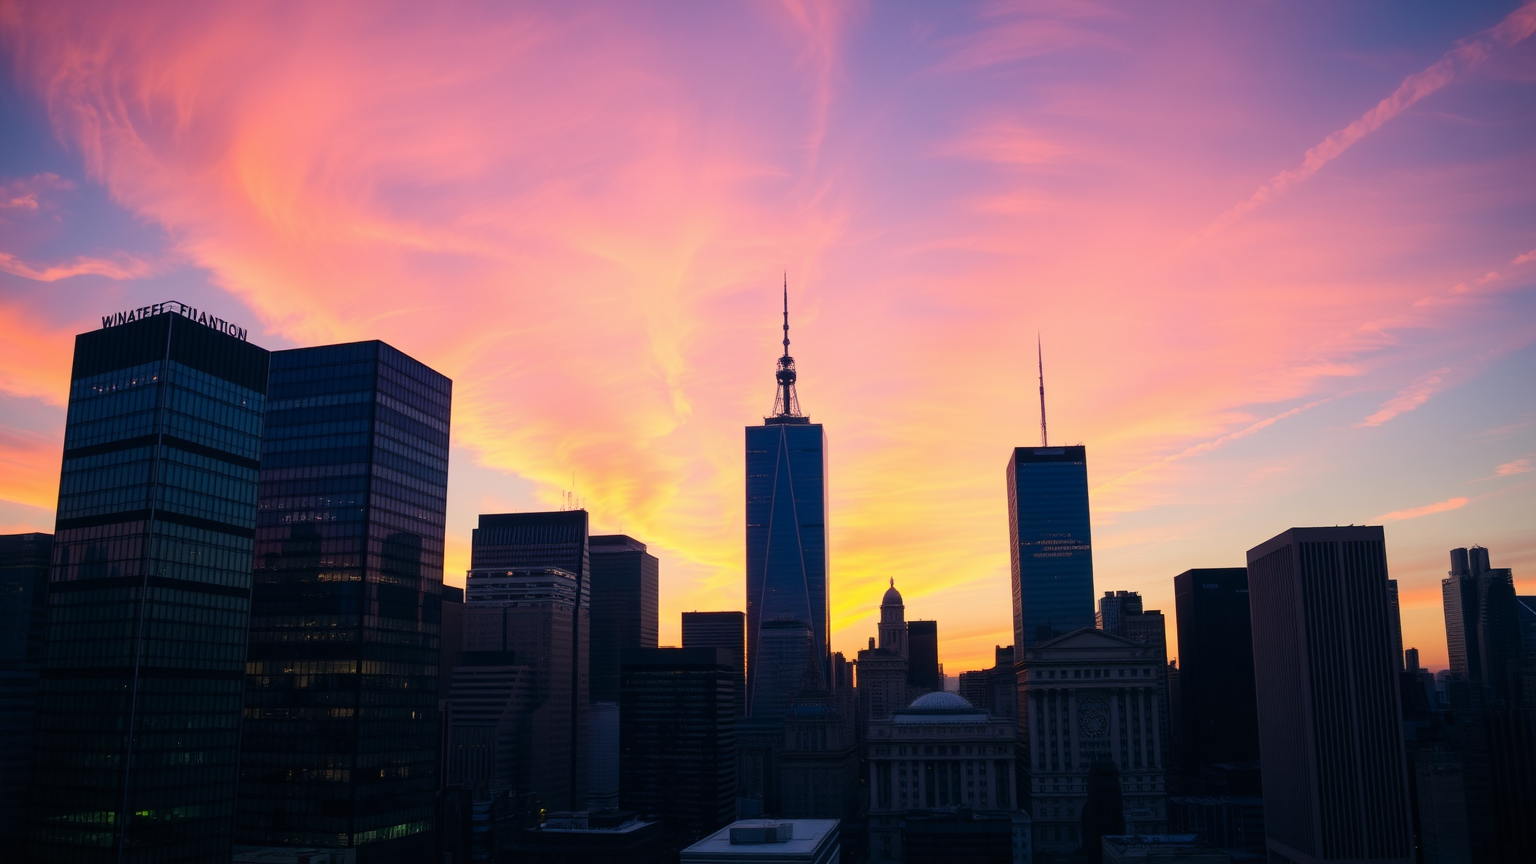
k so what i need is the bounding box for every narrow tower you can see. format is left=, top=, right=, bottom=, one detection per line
left=1038, top=334, right=1048, bottom=448
left=745, top=278, right=829, bottom=723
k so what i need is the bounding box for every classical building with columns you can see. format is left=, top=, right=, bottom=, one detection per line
left=1018, top=627, right=1168, bottom=854
left=865, top=691, right=1020, bottom=862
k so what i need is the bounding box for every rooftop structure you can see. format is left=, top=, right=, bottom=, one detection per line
left=681, top=819, right=840, bottom=864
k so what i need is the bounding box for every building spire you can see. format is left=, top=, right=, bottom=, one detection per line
left=770, top=274, right=803, bottom=419
left=1038, top=333, right=1048, bottom=447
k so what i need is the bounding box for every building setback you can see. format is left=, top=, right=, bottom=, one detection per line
left=1247, top=526, right=1412, bottom=864
left=1007, top=446, right=1095, bottom=654
left=26, top=311, right=269, bottom=863
left=469, top=510, right=591, bottom=810
left=620, top=647, right=738, bottom=850
left=237, top=341, right=450, bottom=861
left=0, top=532, right=52, bottom=845
left=588, top=534, right=659, bottom=703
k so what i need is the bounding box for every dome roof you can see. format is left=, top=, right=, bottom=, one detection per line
left=892, top=690, right=986, bottom=724
left=881, top=579, right=903, bottom=606
left=907, top=691, right=975, bottom=711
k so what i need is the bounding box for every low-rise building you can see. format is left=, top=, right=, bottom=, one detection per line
left=1101, top=833, right=1232, bottom=864
left=902, top=808, right=1032, bottom=864
left=513, top=810, right=670, bottom=863
left=866, top=691, right=1019, bottom=862
left=681, top=819, right=840, bottom=864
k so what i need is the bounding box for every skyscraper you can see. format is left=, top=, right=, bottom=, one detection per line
left=1442, top=546, right=1523, bottom=710
left=237, top=341, right=450, bottom=861
left=1172, top=568, right=1259, bottom=781
left=27, top=309, right=269, bottom=863
left=745, top=286, right=829, bottom=717
left=620, top=647, right=738, bottom=850
left=0, top=532, right=51, bottom=844
left=468, top=511, right=591, bottom=810
left=682, top=611, right=746, bottom=716
left=906, top=620, right=941, bottom=693
left=589, top=534, right=659, bottom=702
left=1007, top=446, right=1095, bottom=654
left=1247, top=527, right=1412, bottom=864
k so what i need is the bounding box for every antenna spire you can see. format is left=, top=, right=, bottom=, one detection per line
left=769, top=275, right=803, bottom=419
left=1038, top=333, right=1048, bottom=447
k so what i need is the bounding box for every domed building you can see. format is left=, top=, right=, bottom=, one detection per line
left=856, top=580, right=918, bottom=725
left=865, top=690, right=1021, bottom=862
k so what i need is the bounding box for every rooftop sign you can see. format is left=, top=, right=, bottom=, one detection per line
left=101, top=300, right=247, bottom=341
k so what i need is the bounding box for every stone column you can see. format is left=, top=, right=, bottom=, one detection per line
left=1068, top=685, right=1079, bottom=771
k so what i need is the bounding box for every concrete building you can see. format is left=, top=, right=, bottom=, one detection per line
left=681, top=820, right=840, bottom=864
left=901, top=809, right=1032, bottom=864
left=856, top=580, right=914, bottom=725
left=513, top=810, right=669, bottom=863
left=777, top=652, right=859, bottom=820
left=1247, top=527, right=1412, bottom=864
left=1017, top=628, right=1168, bottom=855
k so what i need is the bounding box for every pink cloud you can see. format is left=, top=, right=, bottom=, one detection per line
left=0, top=250, right=162, bottom=281
left=1357, top=367, right=1451, bottom=427
left=1495, top=457, right=1532, bottom=477
left=1375, top=496, right=1469, bottom=523
left=0, top=172, right=75, bottom=212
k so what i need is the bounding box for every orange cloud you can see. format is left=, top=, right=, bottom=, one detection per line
left=1376, top=497, right=1469, bottom=523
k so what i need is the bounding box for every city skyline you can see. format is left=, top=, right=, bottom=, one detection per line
left=2, top=3, right=1535, bottom=674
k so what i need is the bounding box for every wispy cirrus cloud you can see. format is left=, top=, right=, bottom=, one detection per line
left=0, top=172, right=75, bottom=212
left=0, top=250, right=163, bottom=281
left=1376, top=496, right=1470, bottom=523
left=1357, top=367, right=1451, bottom=427
left=1194, top=1, right=1536, bottom=243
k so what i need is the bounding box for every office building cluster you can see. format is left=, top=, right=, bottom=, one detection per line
left=0, top=300, right=1530, bottom=864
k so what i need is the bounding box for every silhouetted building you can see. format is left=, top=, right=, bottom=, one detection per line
left=1443, top=546, right=1523, bottom=710
left=1018, top=628, right=1167, bottom=856
left=0, top=532, right=51, bottom=844
left=468, top=510, right=590, bottom=810
left=589, top=534, right=658, bottom=702
left=901, top=809, right=1032, bottom=864
left=746, top=291, right=829, bottom=720
left=24, top=310, right=268, bottom=863
left=588, top=701, right=620, bottom=811
left=1167, top=795, right=1265, bottom=860
left=778, top=650, right=859, bottom=820
left=514, top=810, right=669, bottom=863
left=236, top=341, right=449, bottom=861
left=908, top=620, right=941, bottom=693
left=1099, top=591, right=1174, bottom=782
left=620, top=647, right=737, bottom=851
left=1081, top=758, right=1126, bottom=863
left=1387, top=579, right=1403, bottom=673
left=1172, top=569, right=1260, bottom=791
left=958, top=646, right=1019, bottom=722
left=1247, top=526, right=1412, bottom=864
left=867, top=691, right=1019, bottom=862
left=463, top=563, right=588, bottom=810
left=857, top=581, right=912, bottom=726
left=684, top=611, right=746, bottom=716
left=444, top=658, right=534, bottom=788
left=1007, top=446, right=1095, bottom=652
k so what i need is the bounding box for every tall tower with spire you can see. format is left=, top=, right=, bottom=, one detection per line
left=745, top=277, right=829, bottom=726
left=1006, top=337, right=1095, bottom=657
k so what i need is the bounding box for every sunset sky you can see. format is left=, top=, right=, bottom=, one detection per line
left=2, top=1, right=1533, bottom=674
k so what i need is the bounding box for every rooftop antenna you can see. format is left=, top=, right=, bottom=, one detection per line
left=770, top=274, right=802, bottom=418
left=1037, top=333, right=1048, bottom=447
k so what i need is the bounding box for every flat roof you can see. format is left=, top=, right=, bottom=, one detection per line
left=682, top=819, right=839, bottom=861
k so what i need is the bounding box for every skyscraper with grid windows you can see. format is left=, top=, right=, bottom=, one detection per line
left=26, top=309, right=268, bottom=863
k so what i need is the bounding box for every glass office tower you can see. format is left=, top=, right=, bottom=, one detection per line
left=745, top=295, right=828, bottom=719
left=26, top=311, right=268, bottom=863
left=238, top=341, right=450, bottom=862
left=588, top=534, right=659, bottom=703
left=1007, top=446, right=1095, bottom=655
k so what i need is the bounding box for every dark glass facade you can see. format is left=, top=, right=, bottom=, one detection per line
left=907, top=620, right=940, bottom=693
left=469, top=511, right=590, bottom=810
left=238, top=341, right=450, bottom=862
left=619, top=647, right=737, bottom=849
left=1247, top=527, right=1412, bottom=864
left=681, top=611, right=745, bottom=716
left=27, top=312, right=269, bottom=863
left=0, top=532, right=52, bottom=844
left=1007, top=446, right=1095, bottom=654
left=745, top=419, right=828, bottom=718
left=1172, top=568, right=1259, bottom=779
left=588, top=534, right=658, bottom=703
